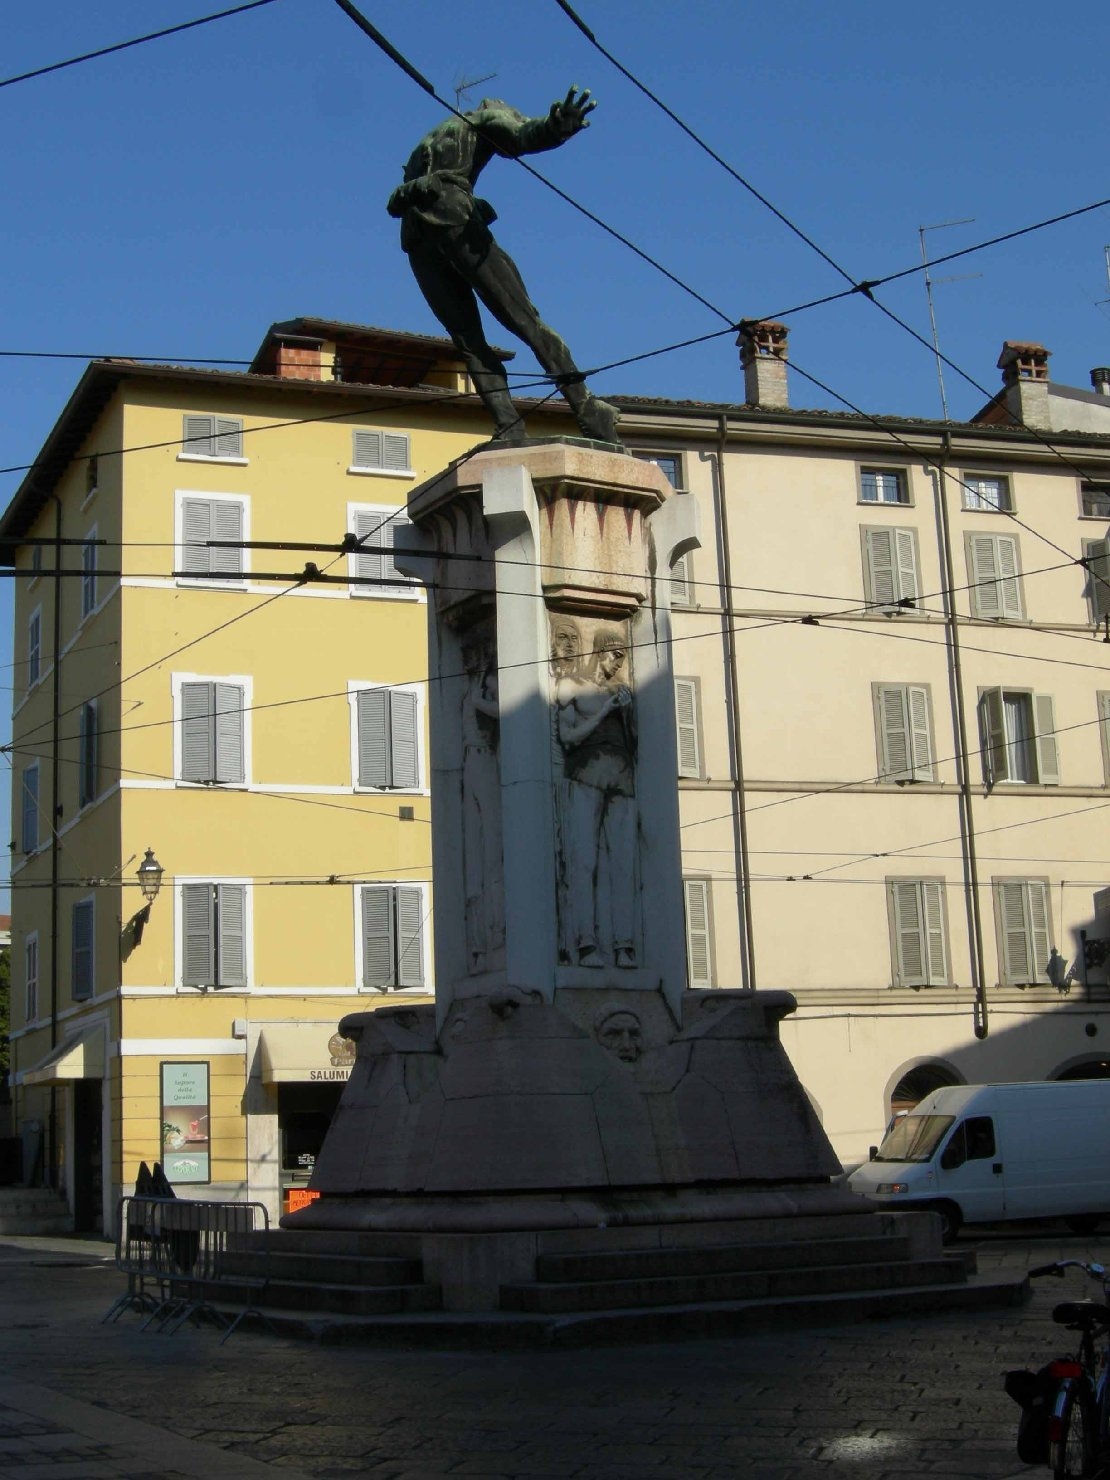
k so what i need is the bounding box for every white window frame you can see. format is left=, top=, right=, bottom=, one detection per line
left=674, top=676, right=703, bottom=779
left=348, top=428, right=414, bottom=478
left=961, top=472, right=1013, bottom=513
left=873, top=683, right=935, bottom=782
left=886, top=878, right=950, bottom=987
left=78, top=699, right=99, bottom=809
left=683, top=878, right=714, bottom=990
left=965, top=531, right=1024, bottom=621
left=177, top=414, right=247, bottom=465
left=172, top=673, right=252, bottom=788
left=175, top=877, right=253, bottom=991
left=175, top=491, right=250, bottom=588
left=1080, top=481, right=1110, bottom=519
left=348, top=681, right=426, bottom=793
left=72, top=895, right=95, bottom=1002
left=993, top=877, right=1052, bottom=986
left=354, top=881, right=431, bottom=993
left=977, top=687, right=1059, bottom=787
left=80, top=526, right=98, bottom=620
left=859, top=466, right=910, bottom=505
left=27, top=606, right=42, bottom=688
left=861, top=526, right=920, bottom=614
left=24, top=932, right=39, bottom=1023
left=346, top=502, right=420, bottom=602
left=20, top=762, right=40, bottom=854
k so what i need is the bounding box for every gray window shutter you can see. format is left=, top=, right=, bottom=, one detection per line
left=996, top=534, right=1023, bottom=619
left=674, top=678, right=701, bottom=778
left=181, top=498, right=213, bottom=575
left=183, top=414, right=215, bottom=457
left=922, top=882, right=947, bottom=982
left=214, top=683, right=245, bottom=784
left=81, top=539, right=97, bottom=616
left=210, top=499, right=243, bottom=576
left=353, top=430, right=383, bottom=469
left=671, top=551, right=693, bottom=606
left=217, top=884, right=247, bottom=988
left=395, top=886, right=425, bottom=987
left=79, top=702, right=98, bottom=806
left=894, top=529, right=918, bottom=605
left=865, top=527, right=897, bottom=609
left=21, top=766, right=38, bottom=852
left=215, top=418, right=242, bottom=459
left=907, top=686, right=933, bottom=779
left=383, top=433, right=410, bottom=472
left=181, top=682, right=214, bottom=782
left=1085, top=538, right=1110, bottom=623
left=968, top=534, right=1001, bottom=618
left=28, top=611, right=40, bottom=683
left=361, top=887, right=395, bottom=988
left=683, top=879, right=712, bottom=989
left=1027, top=881, right=1051, bottom=983
left=878, top=686, right=912, bottom=781
left=1033, top=693, right=1060, bottom=785
left=380, top=516, right=410, bottom=594
left=352, top=509, right=384, bottom=593
left=979, top=688, right=1009, bottom=784
left=72, top=900, right=94, bottom=1000
left=182, top=884, right=214, bottom=986
left=357, top=689, right=390, bottom=786
left=998, top=880, right=1050, bottom=983
left=891, top=881, right=926, bottom=984
left=389, top=690, right=419, bottom=788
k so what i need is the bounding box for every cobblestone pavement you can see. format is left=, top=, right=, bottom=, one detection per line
left=1, top=1226, right=1108, bottom=1479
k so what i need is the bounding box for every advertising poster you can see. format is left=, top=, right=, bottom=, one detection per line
left=160, top=1062, right=210, bottom=1184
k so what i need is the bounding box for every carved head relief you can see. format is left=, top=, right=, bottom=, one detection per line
left=594, top=1006, right=644, bottom=1063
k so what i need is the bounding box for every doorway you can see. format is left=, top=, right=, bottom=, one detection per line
left=72, top=1080, right=103, bottom=1233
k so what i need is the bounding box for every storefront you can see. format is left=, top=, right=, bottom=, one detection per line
left=256, top=1024, right=356, bottom=1217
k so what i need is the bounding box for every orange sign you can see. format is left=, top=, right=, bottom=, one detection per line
left=284, top=1187, right=321, bottom=1215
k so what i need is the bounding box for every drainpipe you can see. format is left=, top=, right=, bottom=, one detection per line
left=48, top=494, right=62, bottom=1183
left=713, top=414, right=757, bottom=988
left=933, top=435, right=989, bottom=1037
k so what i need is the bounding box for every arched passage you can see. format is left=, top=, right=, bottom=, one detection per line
left=1052, top=1056, right=1110, bottom=1081
left=885, top=1059, right=964, bottom=1118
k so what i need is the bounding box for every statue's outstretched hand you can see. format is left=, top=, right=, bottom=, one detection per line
left=549, top=85, right=596, bottom=138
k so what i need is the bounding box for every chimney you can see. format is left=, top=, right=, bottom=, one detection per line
left=997, top=340, right=1051, bottom=429
left=1091, top=368, right=1110, bottom=397
left=273, top=334, right=325, bottom=381
left=737, top=320, right=789, bottom=409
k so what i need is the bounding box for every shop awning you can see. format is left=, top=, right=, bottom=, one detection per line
left=22, top=1027, right=105, bottom=1086
left=260, top=1024, right=355, bottom=1084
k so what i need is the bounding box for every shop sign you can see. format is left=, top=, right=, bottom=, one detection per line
left=160, top=1061, right=211, bottom=1184
left=309, top=1033, right=356, bottom=1082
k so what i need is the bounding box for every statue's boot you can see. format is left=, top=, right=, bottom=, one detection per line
left=566, top=389, right=621, bottom=445
left=477, top=382, right=527, bottom=442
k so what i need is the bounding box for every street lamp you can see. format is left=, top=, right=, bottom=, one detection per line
left=137, top=848, right=164, bottom=905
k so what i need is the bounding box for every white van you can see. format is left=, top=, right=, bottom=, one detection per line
left=848, top=1081, right=1110, bottom=1240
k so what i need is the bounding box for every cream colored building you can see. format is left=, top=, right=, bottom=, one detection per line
left=7, top=315, right=1110, bottom=1232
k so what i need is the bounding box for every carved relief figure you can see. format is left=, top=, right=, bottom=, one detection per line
left=554, top=625, right=638, bottom=967
left=594, top=1005, right=644, bottom=1063
left=460, top=626, right=504, bottom=971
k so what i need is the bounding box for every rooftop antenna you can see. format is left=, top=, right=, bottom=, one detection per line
left=1099, top=245, right=1110, bottom=306
left=919, top=218, right=980, bottom=421
left=454, top=71, right=497, bottom=110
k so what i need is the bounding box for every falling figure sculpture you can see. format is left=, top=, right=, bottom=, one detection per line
left=387, top=88, right=622, bottom=446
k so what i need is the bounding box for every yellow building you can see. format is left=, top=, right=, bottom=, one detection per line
left=2, top=319, right=521, bottom=1231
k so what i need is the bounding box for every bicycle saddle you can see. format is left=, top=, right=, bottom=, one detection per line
left=1052, top=1299, right=1110, bottom=1330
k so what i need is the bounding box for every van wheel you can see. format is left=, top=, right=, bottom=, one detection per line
left=1066, top=1214, right=1100, bottom=1235
left=933, top=1202, right=962, bottom=1243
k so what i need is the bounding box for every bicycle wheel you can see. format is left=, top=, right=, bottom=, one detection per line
left=1051, top=1379, right=1096, bottom=1480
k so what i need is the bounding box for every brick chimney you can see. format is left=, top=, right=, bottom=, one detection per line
left=737, top=320, right=789, bottom=409
left=273, top=334, right=325, bottom=381
left=997, top=340, right=1051, bottom=429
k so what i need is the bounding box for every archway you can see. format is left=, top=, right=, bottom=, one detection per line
left=886, top=1060, right=963, bottom=1118
left=1053, top=1057, right=1110, bottom=1081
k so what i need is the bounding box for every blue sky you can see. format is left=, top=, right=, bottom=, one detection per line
left=2, top=0, right=1108, bottom=906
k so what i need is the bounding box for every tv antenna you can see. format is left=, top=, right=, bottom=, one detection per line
left=919, top=218, right=981, bottom=421
left=454, top=71, right=497, bottom=109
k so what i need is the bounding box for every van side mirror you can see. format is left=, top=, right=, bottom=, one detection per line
left=869, top=1145, right=878, bottom=1161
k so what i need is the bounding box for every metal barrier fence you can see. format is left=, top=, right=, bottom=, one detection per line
left=104, top=1195, right=271, bottom=1343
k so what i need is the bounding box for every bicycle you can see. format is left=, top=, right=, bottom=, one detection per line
left=1005, top=1259, right=1110, bottom=1479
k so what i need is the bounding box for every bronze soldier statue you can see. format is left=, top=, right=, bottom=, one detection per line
left=387, top=87, right=621, bottom=446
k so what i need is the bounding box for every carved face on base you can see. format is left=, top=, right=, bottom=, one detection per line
left=595, top=1008, right=643, bottom=1063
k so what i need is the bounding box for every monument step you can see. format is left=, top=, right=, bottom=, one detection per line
left=190, top=1275, right=442, bottom=1316
left=531, top=1209, right=897, bottom=1257
left=500, top=1255, right=966, bottom=1314
left=242, top=1228, right=423, bottom=1259
left=535, top=1232, right=914, bottom=1283
left=221, top=1250, right=424, bottom=1286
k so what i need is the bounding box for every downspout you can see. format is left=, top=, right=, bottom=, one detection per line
left=713, top=414, right=757, bottom=988
left=48, top=494, right=62, bottom=1183
left=933, top=435, right=989, bottom=1037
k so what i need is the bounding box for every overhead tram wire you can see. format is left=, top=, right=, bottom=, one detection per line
left=0, top=0, right=281, bottom=90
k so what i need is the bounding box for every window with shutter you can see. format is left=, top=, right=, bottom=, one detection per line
left=348, top=507, right=416, bottom=598
left=181, top=882, right=249, bottom=988
left=72, top=898, right=94, bottom=1001
left=27, top=609, right=41, bottom=687
left=78, top=701, right=98, bottom=807
left=359, top=884, right=428, bottom=990
left=179, top=681, right=245, bottom=784
left=21, top=765, right=39, bottom=853
left=179, top=496, right=246, bottom=580
left=683, top=879, right=713, bottom=989
left=862, top=527, right=919, bottom=612
left=81, top=531, right=97, bottom=618
left=25, top=934, right=38, bottom=1021
left=875, top=684, right=933, bottom=782
left=994, top=879, right=1052, bottom=984
left=966, top=532, right=1023, bottom=620
left=674, top=678, right=702, bottom=779
left=671, top=551, right=694, bottom=607
left=888, top=879, right=948, bottom=986
left=181, top=414, right=244, bottom=460
left=978, top=688, right=1059, bottom=785
left=1098, top=693, right=1110, bottom=785
left=354, top=686, right=420, bottom=788
left=350, top=428, right=412, bottom=473
left=1083, top=538, right=1110, bottom=625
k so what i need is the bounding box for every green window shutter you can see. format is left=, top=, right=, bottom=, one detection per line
left=395, top=887, right=425, bottom=987
left=72, top=900, right=94, bottom=1001
left=894, top=529, right=918, bottom=605
left=674, top=678, right=701, bottom=778
left=683, top=879, right=712, bottom=989
left=214, top=418, right=243, bottom=459
left=357, top=688, right=390, bottom=786
left=978, top=688, right=1009, bottom=784
left=353, top=430, right=383, bottom=469
left=382, top=433, right=410, bottom=472
left=182, top=884, right=214, bottom=986
left=864, top=527, right=897, bottom=609
left=389, top=690, right=419, bottom=788
left=891, top=880, right=925, bottom=984
left=183, top=414, right=215, bottom=457
left=214, top=683, right=245, bottom=784
left=1085, top=538, right=1110, bottom=623
left=671, top=551, right=693, bottom=606
left=181, top=498, right=213, bottom=575
left=216, top=884, right=247, bottom=988
left=361, top=886, right=395, bottom=988
left=1033, top=693, right=1060, bottom=785
left=21, top=766, right=38, bottom=852
left=181, top=682, right=214, bottom=782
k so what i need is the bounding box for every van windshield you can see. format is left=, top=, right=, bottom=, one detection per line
left=874, top=1113, right=954, bottom=1164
